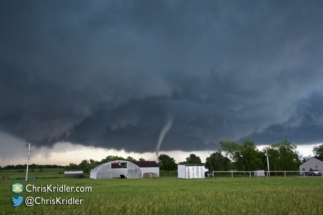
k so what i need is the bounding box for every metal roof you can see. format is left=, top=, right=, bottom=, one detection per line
left=313, top=156, right=323, bottom=162
left=133, top=161, right=159, bottom=168
left=178, top=164, right=204, bottom=166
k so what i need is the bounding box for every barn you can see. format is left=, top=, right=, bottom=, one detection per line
left=90, top=160, right=159, bottom=179
left=133, top=161, right=159, bottom=177
left=178, top=164, right=205, bottom=179
left=299, top=157, right=323, bottom=174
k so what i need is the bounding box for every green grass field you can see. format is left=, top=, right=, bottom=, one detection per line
left=1, top=169, right=323, bottom=215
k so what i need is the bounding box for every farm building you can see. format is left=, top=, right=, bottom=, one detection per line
left=299, top=157, right=323, bottom=174
left=64, top=170, right=84, bottom=178
left=133, top=161, right=159, bottom=177
left=178, top=164, right=205, bottom=179
left=90, top=160, right=159, bottom=179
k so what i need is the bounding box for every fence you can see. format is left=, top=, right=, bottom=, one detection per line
left=212, top=171, right=323, bottom=178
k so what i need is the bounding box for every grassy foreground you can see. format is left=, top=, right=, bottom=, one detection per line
left=1, top=170, right=323, bottom=215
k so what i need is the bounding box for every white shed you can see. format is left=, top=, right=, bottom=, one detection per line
left=178, top=164, right=205, bottom=179
left=299, top=157, right=323, bottom=174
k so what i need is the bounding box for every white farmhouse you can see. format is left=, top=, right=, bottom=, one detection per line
left=299, top=157, right=323, bottom=174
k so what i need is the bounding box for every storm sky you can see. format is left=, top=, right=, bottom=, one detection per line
left=1, top=0, right=323, bottom=162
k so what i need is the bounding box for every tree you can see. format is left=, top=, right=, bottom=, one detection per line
left=78, top=160, right=92, bottom=173
left=300, top=155, right=312, bottom=163
left=126, top=156, right=136, bottom=162
left=65, top=163, right=79, bottom=170
left=88, top=159, right=99, bottom=170
left=265, top=140, right=301, bottom=172
left=158, top=154, right=177, bottom=172
left=205, top=151, right=231, bottom=171
left=240, top=140, right=264, bottom=171
left=185, top=154, right=202, bottom=164
left=219, top=140, right=243, bottom=170
left=139, top=158, right=146, bottom=162
left=89, top=159, right=98, bottom=165
left=264, top=147, right=280, bottom=172
left=220, top=140, right=264, bottom=171
left=219, top=140, right=241, bottom=160
left=313, top=144, right=323, bottom=157
left=100, top=155, right=125, bottom=164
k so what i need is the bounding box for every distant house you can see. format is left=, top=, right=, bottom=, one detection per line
left=299, top=157, right=323, bottom=174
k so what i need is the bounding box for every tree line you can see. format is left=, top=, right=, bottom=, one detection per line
left=159, top=140, right=323, bottom=172
left=64, top=141, right=323, bottom=173
left=3, top=141, right=323, bottom=173
left=0, top=164, right=64, bottom=170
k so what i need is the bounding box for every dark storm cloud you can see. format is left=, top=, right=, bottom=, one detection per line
left=244, top=92, right=323, bottom=144
left=1, top=0, right=323, bottom=153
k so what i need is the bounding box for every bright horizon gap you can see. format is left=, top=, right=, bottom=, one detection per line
left=0, top=142, right=320, bottom=167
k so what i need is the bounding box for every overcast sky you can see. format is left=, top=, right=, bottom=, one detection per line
left=1, top=0, right=323, bottom=165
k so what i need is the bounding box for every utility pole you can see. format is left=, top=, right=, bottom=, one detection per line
left=25, top=143, right=32, bottom=181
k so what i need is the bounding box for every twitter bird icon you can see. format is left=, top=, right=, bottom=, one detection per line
left=12, top=196, right=24, bottom=207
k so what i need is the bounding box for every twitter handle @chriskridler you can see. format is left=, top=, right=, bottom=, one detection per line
left=21, top=196, right=84, bottom=206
